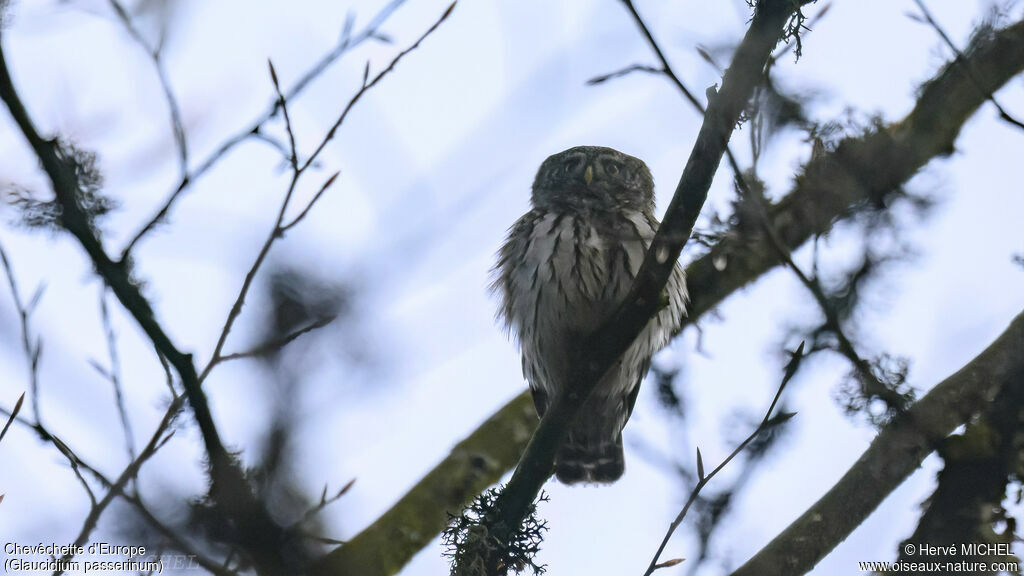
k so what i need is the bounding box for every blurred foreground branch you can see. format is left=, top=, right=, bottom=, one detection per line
left=685, top=16, right=1024, bottom=319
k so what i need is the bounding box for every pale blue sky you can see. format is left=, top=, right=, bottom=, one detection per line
left=1, top=1, right=1022, bottom=574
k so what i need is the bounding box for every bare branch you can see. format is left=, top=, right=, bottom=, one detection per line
left=118, top=0, right=411, bottom=259
left=753, top=201, right=911, bottom=413
left=618, top=0, right=705, bottom=112
left=282, top=171, right=340, bottom=232
left=316, top=15, right=1024, bottom=571
left=127, top=491, right=239, bottom=576
left=200, top=2, right=455, bottom=383
left=216, top=314, right=336, bottom=365
left=301, top=2, right=457, bottom=172
left=294, top=478, right=356, bottom=529
left=53, top=397, right=185, bottom=569
left=311, top=393, right=538, bottom=576
left=683, top=16, right=1024, bottom=330
left=643, top=343, right=802, bottom=575
left=587, top=63, right=663, bottom=85
left=0, top=35, right=289, bottom=573
left=100, top=290, right=136, bottom=459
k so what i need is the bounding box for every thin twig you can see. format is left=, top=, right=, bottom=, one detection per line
left=294, top=478, right=356, bottom=528
left=108, top=0, right=188, bottom=179
left=617, top=0, right=754, bottom=216
left=128, top=491, right=238, bottom=576
left=587, top=63, right=663, bottom=85
left=732, top=311, right=1024, bottom=576
left=282, top=171, right=339, bottom=231
left=911, top=0, right=1024, bottom=131
left=55, top=399, right=183, bottom=572
left=642, top=343, right=802, bottom=575
left=118, top=0, right=410, bottom=259
left=216, top=315, right=336, bottom=365
left=100, top=290, right=136, bottom=459
left=0, top=392, right=23, bottom=444
left=0, top=401, right=199, bottom=572
left=300, top=2, right=456, bottom=172
left=0, top=237, right=44, bottom=423
left=619, top=0, right=705, bottom=112
left=268, top=60, right=298, bottom=172
left=0, top=38, right=270, bottom=566
left=199, top=2, right=455, bottom=383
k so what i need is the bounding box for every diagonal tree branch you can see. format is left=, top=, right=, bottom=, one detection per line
left=683, top=16, right=1024, bottom=327
left=311, top=393, right=538, bottom=576
left=643, top=343, right=803, bottom=575
left=323, top=13, right=1024, bottom=574
left=199, top=4, right=454, bottom=384
left=0, top=32, right=290, bottom=574
left=480, top=1, right=814, bottom=570
left=730, top=309, right=1024, bottom=576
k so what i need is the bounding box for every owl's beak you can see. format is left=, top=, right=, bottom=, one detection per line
left=583, top=164, right=594, bottom=186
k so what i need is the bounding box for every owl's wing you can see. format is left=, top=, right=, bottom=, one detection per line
left=624, top=358, right=649, bottom=421
left=489, top=209, right=543, bottom=334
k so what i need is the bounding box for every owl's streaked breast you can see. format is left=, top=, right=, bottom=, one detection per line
left=496, top=208, right=670, bottom=395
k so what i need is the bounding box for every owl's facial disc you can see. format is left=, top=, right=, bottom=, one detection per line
left=531, top=146, right=654, bottom=213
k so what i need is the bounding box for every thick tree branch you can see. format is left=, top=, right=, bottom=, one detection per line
left=311, top=393, right=537, bottom=576
left=730, top=309, right=1024, bottom=576
left=327, top=13, right=1024, bottom=574
left=892, top=359, right=1022, bottom=570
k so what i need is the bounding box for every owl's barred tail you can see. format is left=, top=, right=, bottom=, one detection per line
left=555, top=435, right=625, bottom=484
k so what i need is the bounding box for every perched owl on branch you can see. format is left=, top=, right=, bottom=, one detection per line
left=493, top=146, right=687, bottom=484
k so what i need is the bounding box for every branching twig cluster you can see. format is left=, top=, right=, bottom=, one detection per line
left=0, top=0, right=456, bottom=572
left=643, top=343, right=803, bottom=575
left=118, top=0, right=413, bottom=260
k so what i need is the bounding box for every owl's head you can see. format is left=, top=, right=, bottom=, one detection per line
left=531, top=146, right=654, bottom=214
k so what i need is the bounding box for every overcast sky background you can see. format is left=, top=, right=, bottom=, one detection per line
left=1, top=0, right=1023, bottom=574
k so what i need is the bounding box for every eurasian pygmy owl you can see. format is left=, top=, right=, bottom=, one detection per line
left=493, top=146, right=687, bottom=484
